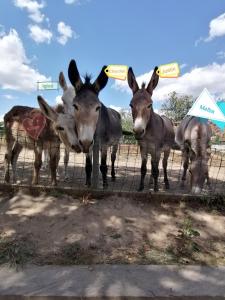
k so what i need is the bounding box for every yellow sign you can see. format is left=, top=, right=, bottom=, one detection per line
left=156, top=62, right=180, bottom=78
left=104, top=65, right=128, bottom=81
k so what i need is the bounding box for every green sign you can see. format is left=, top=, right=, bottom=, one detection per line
left=37, top=81, right=59, bottom=90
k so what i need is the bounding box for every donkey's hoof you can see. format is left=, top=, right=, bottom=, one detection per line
left=165, top=182, right=170, bottom=190
left=103, top=182, right=108, bottom=189
left=137, top=186, right=144, bottom=192
left=111, top=176, right=116, bottom=182
left=154, top=186, right=159, bottom=192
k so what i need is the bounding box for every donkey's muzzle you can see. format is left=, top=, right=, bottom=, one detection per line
left=133, top=128, right=145, bottom=140
left=79, top=139, right=93, bottom=153
left=71, top=144, right=81, bottom=153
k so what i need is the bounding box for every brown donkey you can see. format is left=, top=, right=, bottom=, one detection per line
left=68, top=59, right=122, bottom=187
left=127, top=67, right=175, bottom=191
left=4, top=96, right=79, bottom=185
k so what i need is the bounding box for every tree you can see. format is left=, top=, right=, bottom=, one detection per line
left=120, top=108, right=133, bottom=132
left=161, top=91, right=194, bottom=122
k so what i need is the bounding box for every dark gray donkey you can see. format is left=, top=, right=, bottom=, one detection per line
left=127, top=67, right=175, bottom=191
left=175, top=116, right=212, bottom=193
left=68, top=59, right=122, bottom=188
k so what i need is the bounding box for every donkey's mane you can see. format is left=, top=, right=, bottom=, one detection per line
left=141, top=82, right=146, bottom=89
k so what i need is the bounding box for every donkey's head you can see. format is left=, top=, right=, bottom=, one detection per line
left=38, top=96, right=81, bottom=152
left=128, top=67, right=159, bottom=140
left=59, top=71, right=75, bottom=115
left=68, top=59, right=108, bottom=153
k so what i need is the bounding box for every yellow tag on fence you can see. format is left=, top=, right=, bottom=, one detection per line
left=104, top=65, right=128, bottom=81
left=156, top=62, right=180, bottom=78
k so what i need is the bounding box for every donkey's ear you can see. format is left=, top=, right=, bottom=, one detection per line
left=127, top=67, right=139, bottom=94
left=37, top=96, right=57, bottom=122
left=68, top=59, right=83, bottom=92
left=59, top=72, right=67, bottom=91
left=146, top=66, right=159, bottom=95
left=93, top=66, right=108, bottom=94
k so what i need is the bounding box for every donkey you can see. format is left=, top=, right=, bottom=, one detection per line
left=42, top=71, right=77, bottom=180
left=4, top=96, right=80, bottom=186
left=175, top=116, right=212, bottom=193
left=127, top=67, right=175, bottom=192
left=68, top=59, right=122, bottom=188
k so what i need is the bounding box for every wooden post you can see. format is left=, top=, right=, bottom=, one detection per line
left=92, top=136, right=99, bottom=189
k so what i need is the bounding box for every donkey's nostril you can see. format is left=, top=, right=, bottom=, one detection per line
left=79, top=140, right=83, bottom=146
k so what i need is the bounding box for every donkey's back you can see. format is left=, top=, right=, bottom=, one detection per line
left=99, top=104, right=122, bottom=146
left=175, top=116, right=212, bottom=150
left=4, top=105, right=57, bottom=148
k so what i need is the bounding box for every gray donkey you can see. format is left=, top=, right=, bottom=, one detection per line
left=175, top=116, right=212, bottom=193
left=68, top=59, right=122, bottom=188
left=127, top=67, right=175, bottom=191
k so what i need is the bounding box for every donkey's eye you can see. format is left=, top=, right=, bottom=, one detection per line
left=56, top=126, right=64, bottom=131
left=147, top=104, right=152, bottom=109
left=73, top=104, right=79, bottom=110
left=130, top=103, right=133, bottom=108
left=96, top=106, right=101, bottom=112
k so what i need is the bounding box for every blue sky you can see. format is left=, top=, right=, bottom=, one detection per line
left=0, top=0, right=225, bottom=119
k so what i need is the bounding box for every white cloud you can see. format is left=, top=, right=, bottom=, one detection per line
left=0, top=24, right=5, bottom=37
left=29, top=24, right=52, bottom=44
left=109, top=105, right=122, bottom=112
left=55, top=95, right=63, bottom=105
left=14, top=0, right=45, bottom=23
left=2, top=94, right=18, bottom=100
left=113, top=62, right=225, bottom=102
left=65, top=0, right=80, bottom=4
left=57, top=21, right=78, bottom=45
left=180, top=63, right=188, bottom=69
left=0, top=29, right=49, bottom=92
left=205, top=13, right=225, bottom=41
left=217, top=51, right=225, bottom=59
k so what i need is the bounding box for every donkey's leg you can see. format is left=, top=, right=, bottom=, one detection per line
left=32, top=145, right=43, bottom=185
left=42, top=149, right=49, bottom=170
left=63, top=149, right=69, bottom=181
left=85, top=153, right=92, bottom=187
left=49, top=145, right=60, bottom=186
left=100, top=146, right=108, bottom=188
left=4, top=139, right=14, bottom=183
left=138, top=146, right=148, bottom=191
left=111, top=144, right=118, bottom=181
left=162, top=148, right=170, bottom=189
left=151, top=151, right=161, bottom=192
left=181, top=151, right=189, bottom=188
left=11, top=142, right=23, bottom=183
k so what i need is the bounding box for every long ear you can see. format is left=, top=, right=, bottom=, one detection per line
left=92, top=66, right=108, bottom=94
left=146, top=66, right=159, bottom=95
left=127, top=67, right=139, bottom=94
left=37, top=96, right=57, bottom=122
left=68, top=59, right=83, bottom=92
left=59, top=72, right=67, bottom=91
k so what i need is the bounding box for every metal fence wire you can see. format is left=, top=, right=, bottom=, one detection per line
left=0, top=133, right=224, bottom=194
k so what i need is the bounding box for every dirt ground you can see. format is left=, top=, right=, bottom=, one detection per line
left=0, top=190, right=224, bottom=266
left=0, top=142, right=224, bottom=194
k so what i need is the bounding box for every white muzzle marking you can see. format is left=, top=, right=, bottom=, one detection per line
left=134, top=117, right=145, bottom=132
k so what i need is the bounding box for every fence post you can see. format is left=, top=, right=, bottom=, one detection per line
left=92, top=135, right=99, bottom=189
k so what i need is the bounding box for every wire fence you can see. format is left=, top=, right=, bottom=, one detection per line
left=0, top=133, right=224, bottom=195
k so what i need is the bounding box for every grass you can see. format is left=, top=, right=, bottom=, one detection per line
left=0, top=236, right=36, bottom=269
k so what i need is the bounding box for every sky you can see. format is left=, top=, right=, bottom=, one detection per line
left=0, top=0, right=225, bottom=120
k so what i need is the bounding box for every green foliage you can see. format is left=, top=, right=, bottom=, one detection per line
left=120, top=108, right=136, bottom=144
left=161, top=91, right=194, bottom=122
